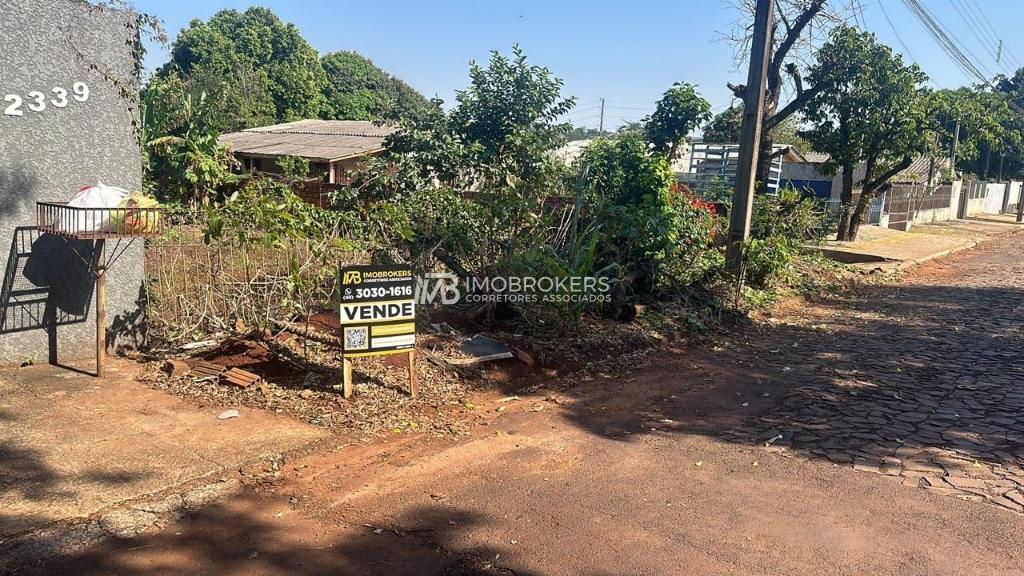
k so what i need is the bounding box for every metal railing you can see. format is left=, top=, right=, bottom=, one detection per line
left=36, top=202, right=164, bottom=239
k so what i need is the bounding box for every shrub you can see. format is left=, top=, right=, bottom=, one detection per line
left=743, top=186, right=827, bottom=288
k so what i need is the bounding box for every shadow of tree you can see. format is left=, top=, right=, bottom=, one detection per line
left=19, top=499, right=649, bottom=576
left=551, top=276, right=1024, bottom=506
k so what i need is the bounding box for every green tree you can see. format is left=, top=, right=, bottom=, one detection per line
left=385, top=45, right=575, bottom=193
left=166, top=7, right=327, bottom=127
left=365, top=46, right=575, bottom=278
left=801, top=26, right=931, bottom=241
left=141, top=74, right=238, bottom=205
left=320, top=51, right=433, bottom=121
left=644, top=82, right=712, bottom=157
left=702, top=106, right=742, bottom=143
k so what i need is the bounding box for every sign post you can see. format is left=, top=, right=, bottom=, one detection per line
left=337, top=264, right=418, bottom=398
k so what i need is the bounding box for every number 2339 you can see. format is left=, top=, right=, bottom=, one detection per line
left=3, top=82, right=89, bottom=117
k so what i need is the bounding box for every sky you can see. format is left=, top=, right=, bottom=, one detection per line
left=132, top=0, right=1024, bottom=129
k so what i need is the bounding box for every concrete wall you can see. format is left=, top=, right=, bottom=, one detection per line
left=0, top=0, right=144, bottom=364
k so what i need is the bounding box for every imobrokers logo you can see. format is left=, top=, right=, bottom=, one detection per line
left=416, top=274, right=611, bottom=305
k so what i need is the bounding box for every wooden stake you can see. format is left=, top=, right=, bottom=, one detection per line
left=342, top=356, right=353, bottom=398
left=408, top=349, right=418, bottom=398
left=95, top=239, right=106, bottom=378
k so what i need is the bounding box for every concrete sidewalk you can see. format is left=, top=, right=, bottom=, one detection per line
left=0, top=358, right=325, bottom=564
left=816, top=216, right=1023, bottom=272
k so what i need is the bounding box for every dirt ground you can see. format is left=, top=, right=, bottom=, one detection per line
left=12, top=231, right=1024, bottom=575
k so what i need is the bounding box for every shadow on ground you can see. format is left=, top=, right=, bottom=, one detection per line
left=18, top=498, right=647, bottom=576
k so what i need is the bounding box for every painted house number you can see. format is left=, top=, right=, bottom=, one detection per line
left=3, top=82, right=89, bottom=117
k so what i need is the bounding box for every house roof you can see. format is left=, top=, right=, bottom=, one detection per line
left=797, top=151, right=832, bottom=164
left=787, top=149, right=950, bottom=183
left=219, top=120, right=398, bottom=163
left=895, top=155, right=950, bottom=182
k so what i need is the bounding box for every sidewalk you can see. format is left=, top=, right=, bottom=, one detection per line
left=815, top=216, right=1023, bottom=272
left=0, top=358, right=326, bottom=566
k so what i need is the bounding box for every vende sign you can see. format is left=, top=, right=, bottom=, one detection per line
left=337, top=264, right=416, bottom=357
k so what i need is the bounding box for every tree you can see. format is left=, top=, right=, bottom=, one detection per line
left=644, top=83, right=712, bottom=158
left=800, top=26, right=931, bottom=241
left=385, top=45, right=575, bottom=193
left=141, top=74, right=238, bottom=205
left=703, top=106, right=743, bottom=142
left=166, top=7, right=327, bottom=127
left=365, top=46, right=575, bottom=277
left=702, top=104, right=809, bottom=151
left=320, top=51, right=433, bottom=121
left=726, top=0, right=845, bottom=192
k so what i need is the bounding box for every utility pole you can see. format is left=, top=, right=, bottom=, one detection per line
left=725, top=0, right=775, bottom=277
left=998, top=40, right=1004, bottom=65
left=951, top=120, right=961, bottom=169
left=998, top=148, right=1005, bottom=181
left=598, top=98, right=605, bottom=134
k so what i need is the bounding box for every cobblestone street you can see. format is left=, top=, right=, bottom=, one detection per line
left=753, top=232, right=1024, bottom=510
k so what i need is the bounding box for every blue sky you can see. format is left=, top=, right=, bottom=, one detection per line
left=133, top=0, right=1024, bottom=129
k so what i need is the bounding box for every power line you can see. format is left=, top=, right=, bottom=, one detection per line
left=948, top=0, right=1000, bottom=64
left=877, top=1, right=917, bottom=63
left=901, top=0, right=992, bottom=84
left=964, top=0, right=1021, bottom=66
left=901, top=0, right=1024, bottom=117
left=961, top=0, right=1022, bottom=70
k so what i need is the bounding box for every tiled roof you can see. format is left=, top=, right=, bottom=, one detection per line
left=219, top=120, right=398, bottom=162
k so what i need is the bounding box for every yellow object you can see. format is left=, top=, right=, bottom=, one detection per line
left=112, top=191, right=160, bottom=234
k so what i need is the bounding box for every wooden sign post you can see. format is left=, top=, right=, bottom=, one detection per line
left=337, top=264, right=418, bottom=398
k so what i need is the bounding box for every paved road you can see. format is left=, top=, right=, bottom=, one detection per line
left=751, top=232, right=1024, bottom=509
left=18, top=232, right=1024, bottom=575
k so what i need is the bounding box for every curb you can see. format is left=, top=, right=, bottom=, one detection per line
left=857, top=224, right=1024, bottom=275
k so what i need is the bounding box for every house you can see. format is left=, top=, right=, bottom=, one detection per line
left=781, top=151, right=952, bottom=201
left=219, top=120, right=398, bottom=185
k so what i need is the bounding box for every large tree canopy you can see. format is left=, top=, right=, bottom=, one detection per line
left=166, top=7, right=328, bottom=127
left=321, top=51, right=434, bottom=121
left=801, top=25, right=931, bottom=241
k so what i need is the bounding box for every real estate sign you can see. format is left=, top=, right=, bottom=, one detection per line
left=338, top=264, right=416, bottom=357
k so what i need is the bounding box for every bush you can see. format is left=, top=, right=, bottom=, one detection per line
left=575, top=134, right=720, bottom=297
left=743, top=186, right=827, bottom=288
left=751, top=185, right=827, bottom=241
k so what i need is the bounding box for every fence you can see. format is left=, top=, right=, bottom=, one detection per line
left=960, top=180, right=1023, bottom=218
left=145, top=226, right=367, bottom=343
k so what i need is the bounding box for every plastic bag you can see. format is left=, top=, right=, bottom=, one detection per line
left=111, top=191, right=161, bottom=234
left=66, top=182, right=129, bottom=233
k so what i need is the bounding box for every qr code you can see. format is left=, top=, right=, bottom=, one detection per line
left=344, top=327, right=369, bottom=350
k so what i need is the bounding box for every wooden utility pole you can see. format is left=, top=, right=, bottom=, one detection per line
left=725, top=0, right=775, bottom=277
left=598, top=98, right=605, bottom=133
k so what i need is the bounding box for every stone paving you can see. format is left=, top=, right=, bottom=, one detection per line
left=754, top=232, right=1024, bottom=512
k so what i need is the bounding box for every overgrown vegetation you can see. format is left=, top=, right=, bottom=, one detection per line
left=137, top=2, right=1014, bottom=351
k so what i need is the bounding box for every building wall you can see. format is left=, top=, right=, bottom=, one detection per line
left=0, top=0, right=144, bottom=364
